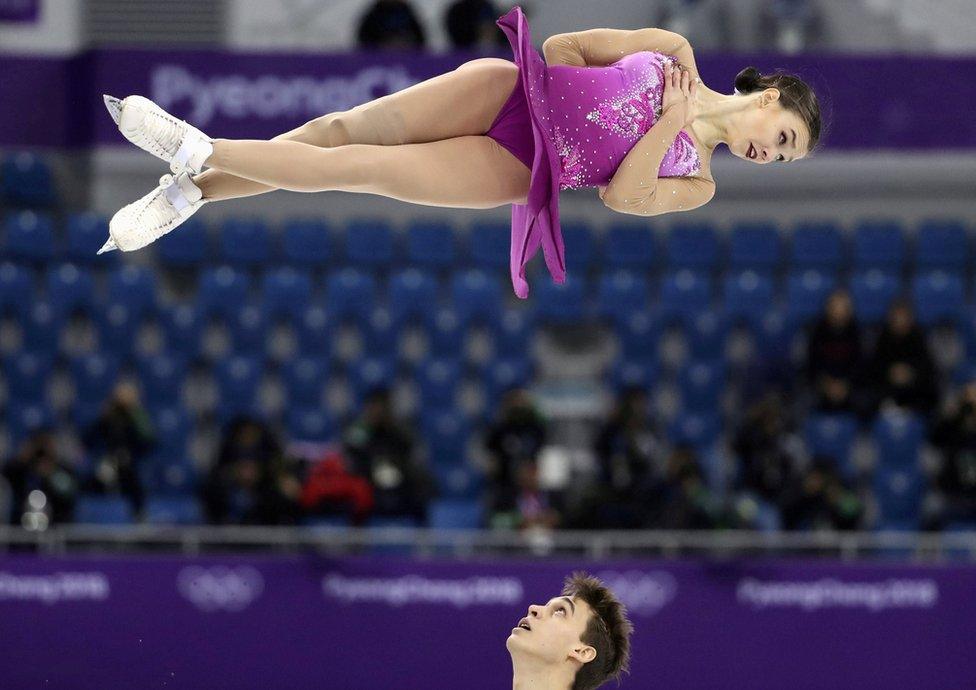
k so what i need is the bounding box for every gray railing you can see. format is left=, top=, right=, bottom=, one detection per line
left=2, top=525, right=975, bottom=560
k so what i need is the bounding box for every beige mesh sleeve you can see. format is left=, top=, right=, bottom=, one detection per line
left=542, top=28, right=693, bottom=69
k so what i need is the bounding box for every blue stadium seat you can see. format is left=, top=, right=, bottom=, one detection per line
left=668, top=412, right=721, bottom=450
left=604, top=222, right=657, bottom=270
left=729, top=221, right=782, bottom=271
left=804, top=413, right=859, bottom=476
left=417, top=357, right=461, bottom=408
left=0, top=152, right=56, bottom=208
left=107, top=264, right=157, bottom=317
left=428, top=498, right=483, bottom=529
left=145, top=496, right=203, bottom=525
left=5, top=402, right=54, bottom=445
left=389, top=269, right=439, bottom=324
left=282, top=356, right=329, bottom=407
left=348, top=357, right=396, bottom=406
left=560, top=222, right=597, bottom=272
left=873, top=410, right=924, bottom=469
left=45, top=263, right=95, bottom=317
left=484, top=357, right=533, bottom=413
left=0, top=261, right=32, bottom=316
left=451, top=269, right=502, bottom=327
left=913, top=271, right=965, bottom=326
left=405, top=220, right=457, bottom=269
left=422, top=409, right=471, bottom=466
left=873, top=467, right=924, bottom=525
left=286, top=407, right=337, bottom=442
left=433, top=463, right=484, bottom=499
left=155, top=218, right=208, bottom=267
left=615, top=311, right=661, bottom=361
left=74, top=495, right=135, bottom=525
left=281, top=218, right=333, bottom=267
left=683, top=310, right=728, bottom=360
left=4, top=210, right=54, bottom=263
left=93, top=301, right=138, bottom=360
left=850, top=270, right=900, bottom=324
left=70, top=354, right=120, bottom=426
left=660, top=270, right=712, bottom=321
left=144, top=456, right=198, bottom=496
left=137, top=354, right=187, bottom=408
left=325, top=268, right=376, bottom=323
left=147, top=406, right=192, bottom=460
left=785, top=269, right=837, bottom=322
left=493, top=308, right=536, bottom=358
left=666, top=222, right=720, bottom=271
left=425, top=308, right=465, bottom=357
left=678, top=360, right=725, bottom=413
left=853, top=220, right=905, bottom=270
left=226, top=304, right=267, bottom=355
left=915, top=219, right=969, bottom=272
left=219, top=217, right=271, bottom=266
left=21, top=301, right=62, bottom=357
left=3, top=353, right=53, bottom=405
left=790, top=221, right=844, bottom=270
left=723, top=270, right=774, bottom=325
left=198, top=266, right=251, bottom=318
left=468, top=220, right=510, bottom=270
left=345, top=218, right=394, bottom=268
left=294, top=305, right=333, bottom=357
left=159, top=303, right=205, bottom=360
left=65, top=212, right=112, bottom=264
left=597, top=270, right=650, bottom=325
left=535, top=277, right=586, bottom=324
left=360, top=309, right=401, bottom=359
left=215, top=356, right=263, bottom=419
left=610, top=358, right=659, bottom=392
left=260, top=266, right=313, bottom=320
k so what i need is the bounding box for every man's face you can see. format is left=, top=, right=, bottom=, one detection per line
left=507, top=595, right=595, bottom=666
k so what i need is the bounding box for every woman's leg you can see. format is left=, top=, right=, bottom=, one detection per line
left=205, top=135, right=530, bottom=209
left=195, top=58, right=519, bottom=201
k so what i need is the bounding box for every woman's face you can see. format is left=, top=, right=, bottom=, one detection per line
left=729, top=89, right=810, bottom=165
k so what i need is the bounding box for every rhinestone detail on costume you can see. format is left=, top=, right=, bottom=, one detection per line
left=554, top=126, right=585, bottom=190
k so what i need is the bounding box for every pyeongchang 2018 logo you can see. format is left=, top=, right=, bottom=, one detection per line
left=596, top=570, right=677, bottom=617
left=177, top=566, right=264, bottom=612
left=150, top=65, right=416, bottom=127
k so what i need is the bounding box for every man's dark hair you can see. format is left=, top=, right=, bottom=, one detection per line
left=562, top=572, right=633, bottom=690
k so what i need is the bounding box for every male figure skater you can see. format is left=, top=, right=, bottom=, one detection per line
left=508, top=572, right=633, bottom=690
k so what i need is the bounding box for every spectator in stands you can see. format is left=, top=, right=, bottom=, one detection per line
left=733, top=389, right=802, bottom=501
left=357, top=0, right=426, bottom=50
left=343, top=388, right=432, bottom=522
left=203, top=417, right=302, bottom=524
left=659, top=446, right=719, bottom=529
left=869, top=299, right=938, bottom=416
left=927, top=382, right=976, bottom=528
left=82, top=381, right=155, bottom=518
left=484, top=388, right=548, bottom=521
left=299, top=446, right=375, bottom=526
left=806, top=289, right=864, bottom=414
left=780, top=459, right=864, bottom=530
left=2, top=429, right=77, bottom=526
left=509, top=460, right=562, bottom=531
left=589, top=387, right=666, bottom=528
left=445, top=0, right=507, bottom=50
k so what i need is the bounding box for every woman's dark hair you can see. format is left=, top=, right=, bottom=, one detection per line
left=734, top=66, right=822, bottom=154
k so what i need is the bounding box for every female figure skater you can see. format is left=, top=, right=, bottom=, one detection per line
left=100, top=6, right=822, bottom=298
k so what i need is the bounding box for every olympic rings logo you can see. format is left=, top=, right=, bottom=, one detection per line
left=176, top=566, right=265, bottom=612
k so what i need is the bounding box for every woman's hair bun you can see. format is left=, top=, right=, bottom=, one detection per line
left=734, top=66, right=763, bottom=94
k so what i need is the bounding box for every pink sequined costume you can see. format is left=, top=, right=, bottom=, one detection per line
left=487, top=6, right=702, bottom=298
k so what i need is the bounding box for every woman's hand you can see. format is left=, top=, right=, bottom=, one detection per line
left=661, top=61, right=699, bottom=127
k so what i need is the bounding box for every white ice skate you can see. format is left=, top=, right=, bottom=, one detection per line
left=98, top=172, right=206, bottom=254
left=103, top=94, right=213, bottom=175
